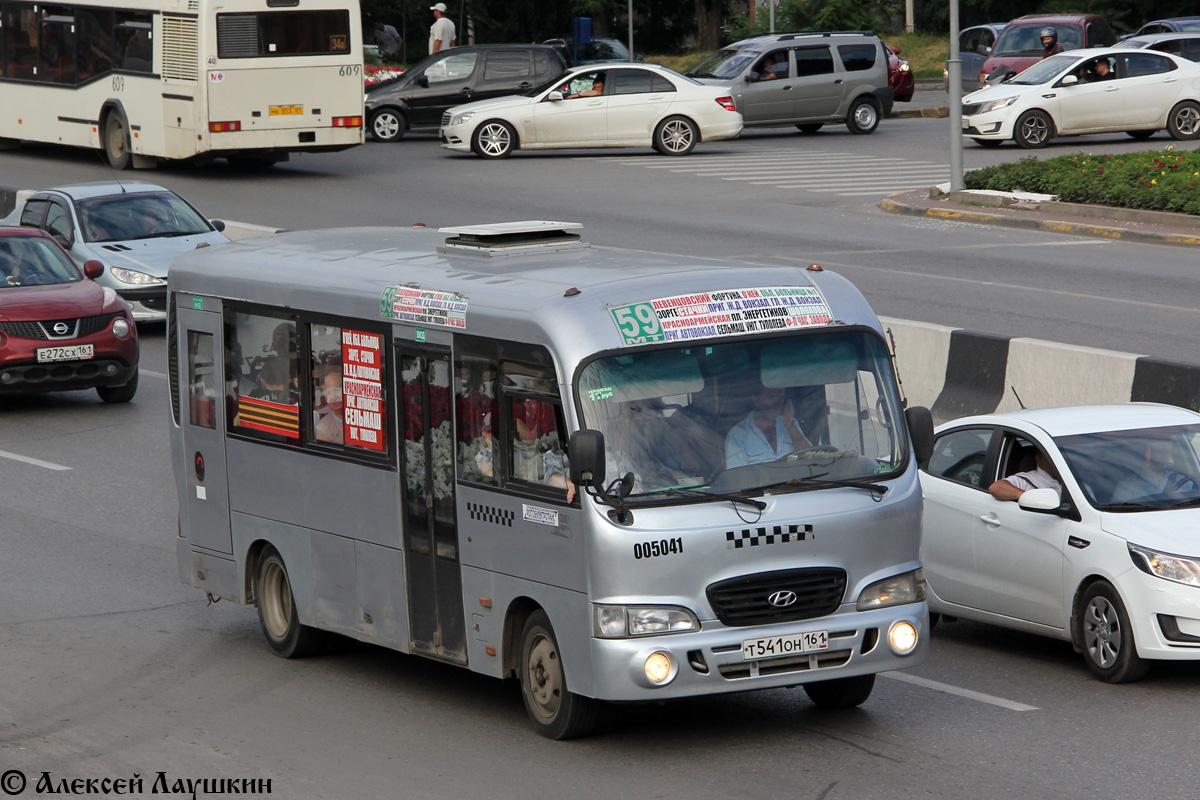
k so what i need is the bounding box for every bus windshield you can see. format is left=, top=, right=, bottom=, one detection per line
left=576, top=331, right=907, bottom=502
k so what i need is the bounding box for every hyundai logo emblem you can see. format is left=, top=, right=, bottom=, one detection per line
left=768, top=590, right=798, bottom=608
left=53, top=322, right=69, bottom=335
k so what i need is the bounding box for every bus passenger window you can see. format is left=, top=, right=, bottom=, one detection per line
left=226, top=311, right=300, bottom=441
left=309, top=325, right=387, bottom=453
left=455, top=352, right=498, bottom=485
left=509, top=397, right=567, bottom=494
left=115, top=14, right=153, bottom=73
left=187, top=331, right=217, bottom=429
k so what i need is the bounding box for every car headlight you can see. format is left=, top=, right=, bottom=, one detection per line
left=900, top=62, right=910, bottom=72
left=110, top=267, right=164, bottom=286
left=101, top=286, right=121, bottom=310
left=594, top=604, right=700, bottom=638
left=1129, top=543, right=1200, bottom=587
left=857, top=569, right=926, bottom=611
left=450, top=111, right=475, bottom=126
left=976, top=96, right=1018, bottom=114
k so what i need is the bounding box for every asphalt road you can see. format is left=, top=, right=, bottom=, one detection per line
left=2, top=104, right=1200, bottom=799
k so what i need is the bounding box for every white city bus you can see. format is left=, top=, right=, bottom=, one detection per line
left=0, top=0, right=364, bottom=168
left=169, top=222, right=936, bottom=739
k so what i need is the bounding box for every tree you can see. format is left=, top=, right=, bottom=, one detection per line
left=695, top=0, right=723, bottom=51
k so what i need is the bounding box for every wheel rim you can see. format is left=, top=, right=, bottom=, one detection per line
left=525, top=632, right=562, bottom=723
left=260, top=560, right=292, bottom=641
left=106, top=117, right=127, bottom=161
left=374, top=113, right=400, bottom=139
left=659, top=119, right=693, bottom=153
left=854, top=104, right=877, bottom=129
left=1020, top=115, right=1048, bottom=144
left=1174, top=106, right=1200, bottom=136
left=1083, top=595, right=1122, bottom=670
left=478, top=123, right=511, bottom=156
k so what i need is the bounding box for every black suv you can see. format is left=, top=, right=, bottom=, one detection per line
left=366, top=45, right=566, bottom=141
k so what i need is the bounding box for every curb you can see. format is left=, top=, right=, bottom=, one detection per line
left=879, top=195, right=1200, bottom=249
left=894, top=106, right=949, bottom=119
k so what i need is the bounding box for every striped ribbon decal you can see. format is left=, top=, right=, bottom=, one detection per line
left=238, top=395, right=299, bottom=438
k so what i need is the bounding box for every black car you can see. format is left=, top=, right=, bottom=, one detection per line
left=543, top=37, right=642, bottom=66
left=365, top=45, right=565, bottom=142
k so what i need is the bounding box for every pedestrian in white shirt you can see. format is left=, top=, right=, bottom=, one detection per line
left=429, top=3, right=455, bottom=55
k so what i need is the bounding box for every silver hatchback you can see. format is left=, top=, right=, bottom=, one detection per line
left=688, top=32, right=894, bottom=134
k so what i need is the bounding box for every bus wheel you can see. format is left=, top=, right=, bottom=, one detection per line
left=255, top=546, right=327, bottom=658
left=802, top=674, right=876, bottom=709
left=519, top=610, right=599, bottom=739
left=103, top=111, right=132, bottom=170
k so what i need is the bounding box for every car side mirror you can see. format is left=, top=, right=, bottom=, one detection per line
left=209, top=219, right=226, bottom=232
left=547, top=90, right=564, bottom=101
left=744, top=73, right=755, bottom=83
left=891, top=47, right=902, bottom=55
left=416, top=74, right=429, bottom=88
left=904, top=406, right=934, bottom=466
left=568, top=429, right=605, bottom=488
left=978, top=45, right=991, bottom=56
left=1061, top=74, right=1079, bottom=86
left=83, top=260, right=104, bottom=280
left=1018, top=487, right=1062, bottom=512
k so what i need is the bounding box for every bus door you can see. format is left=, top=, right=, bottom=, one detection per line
left=396, top=345, right=466, bottom=663
left=177, top=303, right=233, bottom=554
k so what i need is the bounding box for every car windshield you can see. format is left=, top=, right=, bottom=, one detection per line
left=1008, top=54, right=1077, bottom=84
left=1055, top=424, right=1200, bottom=511
left=76, top=192, right=212, bottom=243
left=687, top=48, right=758, bottom=79
left=576, top=330, right=907, bottom=504
left=993, top=23, right=1083, bottom=56
left=0, top=236, right=82, bottom=288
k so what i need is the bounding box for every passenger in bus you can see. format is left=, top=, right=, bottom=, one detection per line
left=724, top=384, right=812, bottom=468
left=511, top=398, right=559, bottom=484
left=314, top=365, right=345, bottom=444
left=252, top=357, right=298, bottom=405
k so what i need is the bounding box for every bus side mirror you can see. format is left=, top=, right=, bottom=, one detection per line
left=905, top=406, right=934, bottom=465
left=568, top=429, right=605, bottom=488
left=83, top=260, right=104, bottom=280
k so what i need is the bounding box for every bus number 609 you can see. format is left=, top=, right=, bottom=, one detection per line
left=634, top=538, right=683, bottom=559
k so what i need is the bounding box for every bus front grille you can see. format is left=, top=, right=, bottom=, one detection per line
left=706, top=567, right=846, bottom=627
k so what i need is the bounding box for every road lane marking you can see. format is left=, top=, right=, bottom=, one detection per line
left=880, top=672, right=1040, bottom=711
left=139, top=369, right=167, bottom=379
left=0, top=448, right=71, bottom=471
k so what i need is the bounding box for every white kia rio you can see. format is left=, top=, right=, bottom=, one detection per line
left=919, top=404, right=1200, bottom=682
left=962, top=47, right=1200, bottom=148
left=439, top=63, right=743, bottom=158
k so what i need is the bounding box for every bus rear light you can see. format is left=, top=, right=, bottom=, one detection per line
left=209, top=121, right=241, bottom=132
left=715, top=96, right=736, bottom=112
left=332, top=116, right=362, bottom=127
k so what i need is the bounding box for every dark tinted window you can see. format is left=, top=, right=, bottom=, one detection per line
left=1122, top=52, right=1176, bottom=76
left=217, top=10, right=350, bottom=58
left=837, top=43, right=877, bottom=71
left=483, top=51, right=531, bottom=81
left=651, top=74, right=675, bottom=92
left=76, top=8, right=114, bottom=81
left=1185, top=40, right=1200, bottom=62
left=926, top=428, right=992, bottom=488
left=794, top=45, right=834, bottom=77
left=44, top=202, right=72, bottom=242
left=0, top=235, right=82, bottom=288
left=115, top=12, right=152, bottom=72
left=19, top=199, right=47, bottom=228
left=1, top=4, right=39, bottom=80
left=37, top=7, right=75, bottom=84
left=613, top=68, right=656, bottom=94
left=1086, top=19, right=1117, bottom=47
left=533, top=50, right=554, bottom=77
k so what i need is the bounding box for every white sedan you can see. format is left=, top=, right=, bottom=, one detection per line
left=439, top=63, right=742, bottom=158
left=919, top=404, right=1200, bottom=683
left=962, top=47, right=1200, bottom=148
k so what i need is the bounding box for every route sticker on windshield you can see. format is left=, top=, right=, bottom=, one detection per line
left=587, top=387, right=614, bottom=401
left=609, top=286, right=832, bottom=346
left=381, top=286, right=467, bottom=329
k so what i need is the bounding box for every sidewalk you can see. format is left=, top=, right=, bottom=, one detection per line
left=880, top=187, right=1200, bottom=249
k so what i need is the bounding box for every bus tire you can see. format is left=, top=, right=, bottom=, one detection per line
left=255, top=546, right=327, bottom=659
left=96, top=371, right=138, bottom=404
left=519, top=609, right=599, bottom=739
left=802, top=674, right=876, bottom=708
left=102, top=110, right=133, bottom=170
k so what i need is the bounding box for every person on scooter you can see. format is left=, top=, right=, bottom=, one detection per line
left=1040, top=27, right=1063, bottom=58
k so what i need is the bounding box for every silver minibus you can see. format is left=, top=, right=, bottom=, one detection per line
left=169, top=222, right=935, bottom=739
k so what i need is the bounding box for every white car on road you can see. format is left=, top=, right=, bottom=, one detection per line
left=920, top=404, right=1200, bottom=683
left=962, top=47, right=1200, bottom=148
left=439, top=63, right=742, bottom=158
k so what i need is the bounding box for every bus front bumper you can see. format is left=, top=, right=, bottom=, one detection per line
left=587, top=602, right=929, bottom=701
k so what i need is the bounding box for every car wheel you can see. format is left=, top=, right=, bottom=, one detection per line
left=803, top=674, right=876, bottom=708
left=102, top=110, right=132, bottom=170
left=1014, top=110, right=1053, bottom=149
left=472, top=120, right=516, bottom=158
left=1077, top=581, right=1149, bottom=683
left=370, top=108, right=406, bottom=142
left=654, top=116, right=699, bottom=155
left=520, top=609, right=599, bottom=739
left=973, top=138, right=1003, bottom=148
left=255, top=546, right=329, bottom=658
left=795, top=123, right=823, bottom=134
left=96, top=371, right=138, bottom=404
left=845, top=98, right=880, bottom=135
left=1126, top=129, right=1155, bottom=140
left=1166, top=100, right=1200, bottom=140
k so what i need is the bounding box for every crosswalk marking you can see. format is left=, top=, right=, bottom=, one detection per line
left=576, top=149, right=948, bottom=197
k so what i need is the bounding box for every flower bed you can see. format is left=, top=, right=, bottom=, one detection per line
left=364, top=64, right=406, bottom=87
left=965, top=149, right=1200, bottom=216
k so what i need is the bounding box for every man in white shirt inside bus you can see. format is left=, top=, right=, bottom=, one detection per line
left=429, top=3, right=456, bottom=55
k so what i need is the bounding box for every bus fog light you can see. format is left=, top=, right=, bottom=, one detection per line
left=644, top=651, right=675, bottom=684
left=888, top=621, right=918, bottom=655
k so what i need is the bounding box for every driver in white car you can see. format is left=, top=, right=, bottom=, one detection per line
left=989, top=450, right=1061, bottom=501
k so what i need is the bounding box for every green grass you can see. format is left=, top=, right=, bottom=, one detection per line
left=642, top=51, right=712, bottom=75
left=881, top=32, right=949, bottom=80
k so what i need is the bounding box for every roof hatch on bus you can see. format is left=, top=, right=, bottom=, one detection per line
left=438, top=220, right=586, bottom=256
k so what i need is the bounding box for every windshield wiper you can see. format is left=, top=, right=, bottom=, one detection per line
left=758, top=473, right=889, bottom=495
left=645, top=486, right=766, bottom=511
left=1161, top=497, right=1200, bottom=511
left=1093, top=501, right=1154, bottom=511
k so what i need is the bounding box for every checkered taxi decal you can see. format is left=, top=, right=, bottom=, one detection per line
left=726, top=524, right=813, bottom=549
left=466, top=502, right=515, bottom=527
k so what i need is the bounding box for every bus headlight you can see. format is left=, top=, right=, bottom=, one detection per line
left=644, top=651, right=676, bottom=684
left=857, top=569, right=925, bottom=611
left=888, top=620, right=919, bottom=655
left=110, top=267, right=164, bottom=286
left=594, top=605, right=700, bottom=638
